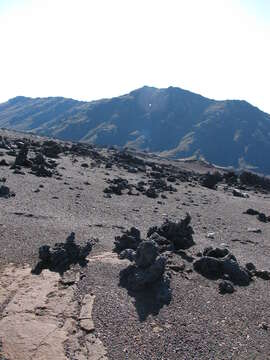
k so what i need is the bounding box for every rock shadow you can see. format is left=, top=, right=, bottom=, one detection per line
left=119, top=269, right=171, bottom=322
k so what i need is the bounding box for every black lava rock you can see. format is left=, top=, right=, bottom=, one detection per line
left=0, top=185, right=14, bottom=198
left=147, top=213, right=194, bottom=250
left=135, top=240, right=159, bottom=268
left=32, top=232, right=95, bottom=274
left=119, top=249, right=136, bottom=261
left=194, top=247, right=251, bottom=286
left=245, top=208, right=260, bottom=216
left=219, top=280, right=235, bottom=294
left=119, top=256, right=166, bottom=291
left=114, top=227, right=142, bottom=253
left=193, top=256, right=223, bottom=278
left=201, top=171, right=222, bottom=189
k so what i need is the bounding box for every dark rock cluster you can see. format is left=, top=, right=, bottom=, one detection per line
left=0, top=178, right=15, bottom=198
left=42, top=140, right=64, bottom=158
left=104, top=177, right=133, bottom=196
left=5, top=141, right=60, bottom=177
left=32, top=232, right=96, bottom=275
left=115, top=230, right=166, bottom=290
left=232, top=188, right=249, bottom=198
left=119, top=239, right=171, bottom=321
left=194, top=247, right=250, bottom=286
left=144, top=179, right=177, bottom=199
left=244, top=208, right=270, bottom=223
left=115, top=214, right=196, bottom=314
left=147, top=213, right=195, bottom=251
left=113, top=227, right=142, bottom=254
left=111, top=150, right=146, bottom=173
left=245, top=262, right=270, bottom=280
left=194, top=246, right=270, bottom=293
left=119, top=240, right=167, bottom=291
left=239, top=171, right=270, bottom=191
left=13, top=145, right=32, bottom=167
left=30, top=153, right=57, bottom=177
left=199, top=169, right=270, bottom=195
left=200, top=171, right=223, bottom=189
left=0, top=184, right=14, bottom=198
left=114, top=214, right=194, bottom=258
left=223, top=171, right=238, bottom=186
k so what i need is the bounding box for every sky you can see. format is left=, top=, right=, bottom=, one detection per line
left=0, top=0, right=269, bottom=113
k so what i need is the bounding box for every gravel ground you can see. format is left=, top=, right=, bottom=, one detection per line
left=0, top=129, right=270, bottom=359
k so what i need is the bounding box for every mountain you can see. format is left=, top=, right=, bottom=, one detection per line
left=0, top=86, right=270, bottom=174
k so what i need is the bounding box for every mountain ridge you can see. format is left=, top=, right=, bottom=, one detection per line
left=0, top=86, right=270, bottom=174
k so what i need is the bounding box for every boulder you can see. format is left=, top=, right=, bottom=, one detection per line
left=32, top=233, right=94, bottom=274
left=42, top=141, right=63, bottom=158
left=114, top=227, right=141, bottom=253
left=255, top=270, right=270, bottom=280
left=120, top=256, right=166, bottom=291
left=14, top=146, right=32, bottom=167
left=244, top=208, right=260, bottom=216
left=201, top=171, right=222, bottom=189
left=194, top=247, right=251, bottom=286
left=0, top=185, right=14, bottom=198
left=233, top=189, right=249, bottom=198
left=193, top=256, right=223, bottom=278
left=147, top=213, right=194, bottom=250
left=119, top=249, right=136, bottom=261
left=135, top=240, right=158, bottom=268
left=219, top=280, right=235, bottom=294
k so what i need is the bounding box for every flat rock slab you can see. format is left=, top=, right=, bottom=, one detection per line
left=79, top=294, right=95, bottom=332
left=0, top=264, right=107, bottom=360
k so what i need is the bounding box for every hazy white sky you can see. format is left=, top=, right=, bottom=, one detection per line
left=0, top=0, right=269, bottom=112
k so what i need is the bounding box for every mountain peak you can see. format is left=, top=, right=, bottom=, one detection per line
left=0, top=87, right=270, bottom=174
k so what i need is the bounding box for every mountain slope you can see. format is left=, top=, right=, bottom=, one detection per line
left=0, top=86, right=270, bottom=174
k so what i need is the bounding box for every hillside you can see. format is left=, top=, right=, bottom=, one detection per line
left=0, top=129, right=270, bottom=359
left=1, top=86, right=270, bottom=174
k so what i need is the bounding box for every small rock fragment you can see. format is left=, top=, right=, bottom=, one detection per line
left=247, top=228, right=262, bottom=233
left=219, top=280, right=235, bottom=294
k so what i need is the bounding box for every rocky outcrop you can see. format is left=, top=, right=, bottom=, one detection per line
left=32, top=232, right=95, bottom=275
left=194, top=247, right=251, bottom=286
left=200, top=171, right=223, bottom=189
left=147, top=213, right=195, bottom=251
left=0, top=264, right=107, bottom=360
left=113, top=227, right=142, bottom=253
left=119, top=240, right=168, bottom=291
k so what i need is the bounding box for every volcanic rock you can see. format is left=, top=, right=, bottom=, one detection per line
left=119, top=249, right=136, bottom=261
left=119, top=255, right=166, bottom=291
left=194, top=247, right=251, bottom=286
left=135, top=240, right=159, bottom=268
left=114, top=227, right=141, bottom=253
left=32, top=232, right=94, bottom=274
left=201, top=171, right=222, bottom=189
left=42, top=140, right=63, bottom=158
left=147, top=213, right=194, bottom=250
left=0, top=185, right=14, bottom=198
left=219, top=280, right=235, bottom=294
left=233, top=189, right=249, bottom=198
left=244, top=208, right=260, bottom=215
left=255, top=270, right=270, bottom=280
left=14, top=145, right=32, bottom=167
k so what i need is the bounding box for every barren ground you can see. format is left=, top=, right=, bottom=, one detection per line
left=0, top=129, right=269, bottom=360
